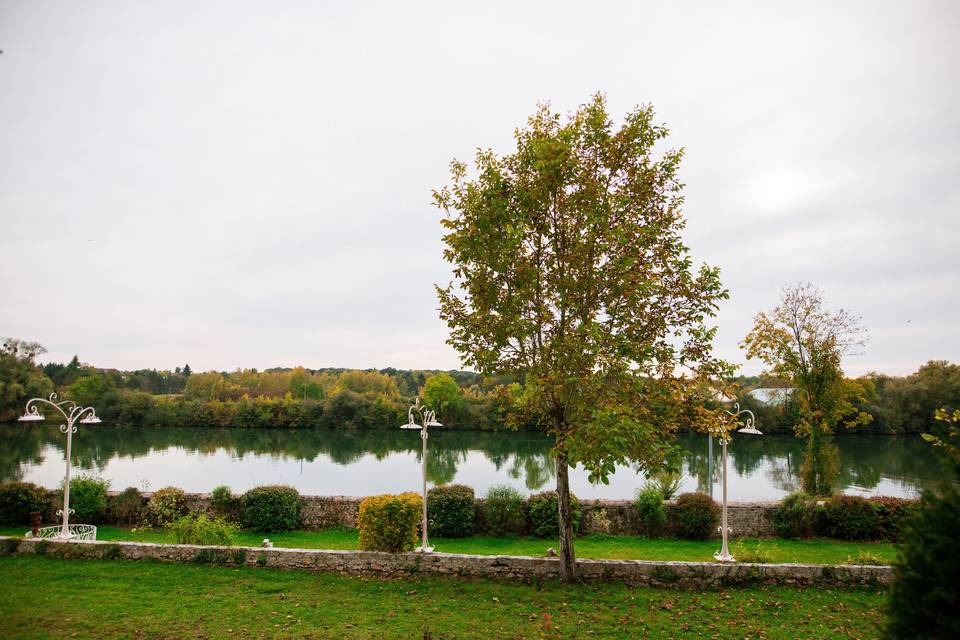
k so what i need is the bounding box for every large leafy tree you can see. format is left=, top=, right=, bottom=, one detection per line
left=741, top=283, right=871, bottom=495
left=0, top=338, right=54, bottom=422
left=872, top=361, right=960, bottom=433
left=434, top=95, right=729, bottom=580
left=423, top=372, right=464, bottom=419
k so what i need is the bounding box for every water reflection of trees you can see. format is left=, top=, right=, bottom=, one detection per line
left=0, top=424, right=50, bottom=481
left=676, top=432, right=939, bottom=495
left=0, top=424, right=557, bottom=490
left=0, top=424, right=938, bottom=496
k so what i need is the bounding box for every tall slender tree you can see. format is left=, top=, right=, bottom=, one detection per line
left=434, top=94, right=730, bottom=580
left=741, top=283, right=870, bottom=495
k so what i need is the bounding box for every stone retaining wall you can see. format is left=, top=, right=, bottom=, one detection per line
left=47, top=492, right=778, bottom=538
left=0, top=536, right=891, bottom=588
left=579, top=499, right=777, bottom=538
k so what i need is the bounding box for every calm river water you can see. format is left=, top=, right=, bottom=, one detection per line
left=0, top=423, right=938, bottom=500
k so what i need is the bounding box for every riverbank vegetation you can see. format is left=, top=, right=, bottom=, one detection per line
left=1, top=477, right=915, bottom=550
left=3, top=339, right=956, bottom=435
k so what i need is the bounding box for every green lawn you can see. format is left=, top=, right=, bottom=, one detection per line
left=0, top=525, right=897, bottom=565
left=0, top=555, right=888, bottom=639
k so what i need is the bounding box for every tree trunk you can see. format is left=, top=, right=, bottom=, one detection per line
left=555, top=450, right=577, bottom=582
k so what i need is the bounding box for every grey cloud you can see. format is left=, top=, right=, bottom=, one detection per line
left=1, top=0, right=957, bottom=375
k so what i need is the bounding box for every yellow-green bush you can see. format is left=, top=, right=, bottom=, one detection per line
left=148, top=487, right=188, bottom=527
left=357, top=493, right=422, bottom=552
left=168, top=512, right=238, bottom=546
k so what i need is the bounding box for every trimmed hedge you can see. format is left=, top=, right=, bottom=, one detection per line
left=482, top=485, right=527, bottom=536
left=427, top=484, right=475, bottom=538
left=773, top=493, right=919, bottom=541
left=772, top=492, right=819, bottom=538
left=675, top=493, right=720, bottom=540
left=242, top=485, right=301, bottom=533
left=820, top=495, right=880, bottom=541
left=870, top=496, right=917, bottom=542
left=819, top=495, right=919, bottom=541
left=527, top=491, right=581, bottom=538
left=358, top=493, right=422, bottom=552
left=0, top=482, right=47, bottom=526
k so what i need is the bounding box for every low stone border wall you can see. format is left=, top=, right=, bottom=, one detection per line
left=51, top=492, right=777, bottom=538
left=0, top=536, right=890, bottom=588
left=579, top=499, right=777, bottom=538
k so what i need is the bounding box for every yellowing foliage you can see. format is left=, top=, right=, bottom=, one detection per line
left=357, top=493, right=422, bottom=552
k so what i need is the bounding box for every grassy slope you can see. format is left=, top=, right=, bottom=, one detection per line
left=0, top=555, right=887, bottom=639
left=0, top=525, right=897, bottom=565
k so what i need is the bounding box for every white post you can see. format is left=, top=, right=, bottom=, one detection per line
left=18, top=394, right=101, bottom=540
left=400, top=398, right=438, bottom=553
left=61, top=420, right=73, bottom=537
left=707, top=434, right=714, bottom=499
left=715, top=436, right=734, bottom=562
left=419, top=427, right=431, bottom=552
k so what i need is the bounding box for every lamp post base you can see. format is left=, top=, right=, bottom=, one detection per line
left=713, top=550, right=735, bottom=563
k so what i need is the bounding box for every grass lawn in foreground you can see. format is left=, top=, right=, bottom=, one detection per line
left=0, top=525, right=897, bottom=565
left=0, top=555, right=887, bottom=639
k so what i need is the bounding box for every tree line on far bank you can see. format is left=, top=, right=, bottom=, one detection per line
left=731, top=360, right=960, bottom=436
left=0, top=339, right=507, bottom=430
left=1, top=339, right=956, bottom=435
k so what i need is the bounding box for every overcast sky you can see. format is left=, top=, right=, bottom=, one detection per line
left=1, top=1, right=957, bottom=376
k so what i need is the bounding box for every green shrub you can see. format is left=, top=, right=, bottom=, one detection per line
left=634, top=486, right=667, bottom=535
left=66, top=475, right=109, bottom=523
left=869, top=496, right=917, bottom=542
left=773, top=493, right=916, bottom=542
left=820, top=495, right=882, bottom=541
left=844, top=550, right=887, bottom=566
left=886, top=409, right=960, bottom=639
left=732, top=540, right=777, bottom=564
left=242, top=485, right=301, bottom=533
left=674, top=492, right=720, bottom=540
left=427, top=484, right=475, bottom=538
left=211, top=485, right=242, bottom=522
left=357, top=493, right=422, bottom=552
left=886, top=483, right=960, bottom=637
left=168, top=512, right=237, bottom=546
left=481, top=485, right=526, bottom=536
left=0, top=482, right=48, bottom=526
left=772, top=492, right=819, bottom=538
left=527, top=491, right=580, bottom=539
left=110, top=487, right=144, bottom=526
left=148, top=487, right=188, bottom=527
left=645, top=469, right=683, bottom=500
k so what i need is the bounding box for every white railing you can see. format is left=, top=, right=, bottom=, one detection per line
left=26, top=524, right=97, bottom=541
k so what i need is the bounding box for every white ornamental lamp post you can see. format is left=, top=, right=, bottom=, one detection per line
left=714, top=403, right=762, bottom=563
left=400, top=398, right=442, bottom=552
left=18, top=393, right=101, bottom=540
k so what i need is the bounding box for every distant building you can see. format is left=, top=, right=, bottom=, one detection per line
left=748, top=387, right=793, bottom=406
